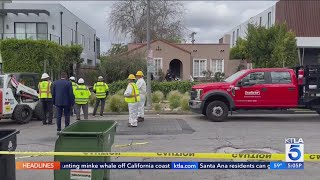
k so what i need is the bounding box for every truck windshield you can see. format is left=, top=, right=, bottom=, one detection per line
left=224, top=70, right=248, bottom=83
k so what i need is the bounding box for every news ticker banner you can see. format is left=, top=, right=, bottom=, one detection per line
left=16, top=162, right=304, bottom=170
left=1, top=151, right=319, bottom=161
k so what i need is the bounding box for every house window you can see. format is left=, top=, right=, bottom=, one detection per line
left=94, top=36, right=96, bottom=52
left=210, top=59, right=224, bottom=74
left=267, top=12, right=271, bottom=28
left=14, top=22, right=48, bottom=40
left=74, top=30, right=77, bottom=44
left=259, top=17, right=262, bottom=26
left=236, top=29, right=239, bottom=39
left=81, top=34, right=85, bottom=47
left=70, top=29, right=74, bottom=44
left=232, top=31, right=235, bottom=46
left=87, top=59, right=93, bottom=66
left=154, top=58, right=163, bottom=77
left=88, top=38, right=90, bottom=50
left=193, top=59, right=207, bottom=77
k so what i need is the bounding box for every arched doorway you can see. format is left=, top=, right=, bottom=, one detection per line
left=169, top=59, right=183, bottom=79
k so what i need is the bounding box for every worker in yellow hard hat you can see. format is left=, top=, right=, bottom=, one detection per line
left=124, top=74, right=140, bottom=127
left=135, top=71, right=146, bottom=122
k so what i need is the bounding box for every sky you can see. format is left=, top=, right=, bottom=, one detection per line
left=14, top=1, right=278, bottom=53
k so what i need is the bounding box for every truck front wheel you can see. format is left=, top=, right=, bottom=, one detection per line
left=206, top=101, right=228, bottom=122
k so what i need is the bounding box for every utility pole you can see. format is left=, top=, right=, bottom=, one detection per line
left=190, top=32, right=196, bottom=44
left=146, top=0, right=152, bottom=110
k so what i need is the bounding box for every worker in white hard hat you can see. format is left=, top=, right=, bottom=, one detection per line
left=92, top=76, right=109, bottom=117
left=69, top=76, right=77, bottom=116
left=124, top=74, right=140, bottom=127
left=135, top=71, right=146, bottom=122
left=74, top=78, right=91, bottom=120
left=38, top=73, right=53, bottom=125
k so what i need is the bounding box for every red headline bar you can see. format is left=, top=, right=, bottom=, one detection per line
left=16, top=162, right=60, bottom=170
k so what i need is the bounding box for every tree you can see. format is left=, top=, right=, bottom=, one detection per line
left=230, top=38, right=248, bottom=60
left=230, top=22, right=299, bottom=68
left=108, top=0, right=185, bottom=43
left=99, top=53, right=147, bottom=83
left=62, top=45, right=83, bottom=78
left=107, top=43, right=128, bottom=56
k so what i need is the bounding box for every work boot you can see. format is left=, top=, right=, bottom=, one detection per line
left=138, top=117, right=144, bottom=122
left=128, top=124, right=137, bottom=127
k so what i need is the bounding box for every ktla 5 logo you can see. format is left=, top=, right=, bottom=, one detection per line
left=285, top=138, right=304, bottom=162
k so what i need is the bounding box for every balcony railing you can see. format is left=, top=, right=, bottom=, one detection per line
left=0, top=33, right=60, bottom=44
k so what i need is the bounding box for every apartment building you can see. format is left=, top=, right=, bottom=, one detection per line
left=0, top=2, right=100, bottom=68
left=220, top=0, right=320, bottom=65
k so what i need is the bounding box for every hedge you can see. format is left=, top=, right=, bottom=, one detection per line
left=0, top=39, right=82, bottom=80
left=108, top=80, right=200, bottom=95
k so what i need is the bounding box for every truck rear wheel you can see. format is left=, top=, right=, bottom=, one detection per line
left=13, top=105, right=33, bottom=124
left=206, top=101, right=228, bottom=122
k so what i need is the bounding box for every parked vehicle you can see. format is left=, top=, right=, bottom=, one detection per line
left=189, top=65, right=320, bottom=121
left=0, top=73, right=44, bottom=124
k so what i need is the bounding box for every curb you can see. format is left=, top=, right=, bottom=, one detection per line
left=89, top=107, right=318, bottom=115
left=91, top=111, right=318, bottom=116
left=99, top=111, right=194, bottom=115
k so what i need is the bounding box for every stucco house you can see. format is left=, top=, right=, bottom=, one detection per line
left=126, top=39, right=242, bottom=80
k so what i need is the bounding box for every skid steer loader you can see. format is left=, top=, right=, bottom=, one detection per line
left=0, top=73, right=44, bottom=124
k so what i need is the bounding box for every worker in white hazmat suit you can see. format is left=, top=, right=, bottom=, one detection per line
left=124, top=74, right=140, bottom=127
left=135, top=71, right=146, bottom=122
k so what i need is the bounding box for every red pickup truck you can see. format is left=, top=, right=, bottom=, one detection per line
left=189, top=65, right=320, bottom=121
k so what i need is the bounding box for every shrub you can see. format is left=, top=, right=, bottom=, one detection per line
left=116, top=89, right=125, bottom=95
left=109, top=80, right=199, bottom=96
left=152, top=81, right=198, bottom=95
left=121, top=98, right=128, bottom=112
left=152, top=91, right=164, bottom=103
left=167, top=90, right=183, bottom=109
left=80, top=70, right=99, bottom=86
left=180, top=95, right=190, bottom=111
left=109, top=94, right=123, bottom=112
left=109, top=81, right=128, bottom=94
left=153, top=103, right=162, bottom=112
left=89, top=94, right=96, bottom=106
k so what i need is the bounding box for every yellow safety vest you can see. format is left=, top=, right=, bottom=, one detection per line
left=74, top=85, right=91, bottom=105
left=38, top=81, right=52, bottom=99
left=71, top=82, right=78, bottom=93
left=93, top=81, right=109, bottom=99
left=124, top=83, right=140, bottom=103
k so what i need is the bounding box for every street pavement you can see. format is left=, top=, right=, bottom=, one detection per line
left=0, top=113, right=320, bottom=180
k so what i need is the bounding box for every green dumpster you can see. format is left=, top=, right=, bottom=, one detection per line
left=54, top=120, right=117, bottom=180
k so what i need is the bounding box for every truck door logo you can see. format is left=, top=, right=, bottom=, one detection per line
left=245, top=90, right=260, bottom=96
